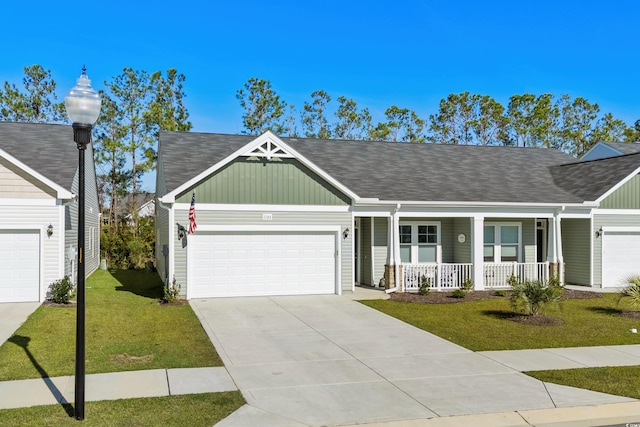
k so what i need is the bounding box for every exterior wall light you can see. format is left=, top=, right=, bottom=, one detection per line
left=47, top=224, right=53, bottom=238
left=343, top=227, right=350, bottom=239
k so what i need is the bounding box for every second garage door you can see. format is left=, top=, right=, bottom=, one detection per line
left=0, top=230, right=40, bottom=302
left=189, top=231, right=337, bottom=298
left=602, top=230, right=640, bottom=287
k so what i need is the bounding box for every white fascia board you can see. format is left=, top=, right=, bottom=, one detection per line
left=161, top=131, right=359, bottom=203
left=601, top=226, right=640, bottom=233
left=0, top=148, right=74, bottom=200
left=595, top=166, right=640, bottom=203
left=593, top=209, right=640, bottom=215
left=172, top=203, right=351, bottom=213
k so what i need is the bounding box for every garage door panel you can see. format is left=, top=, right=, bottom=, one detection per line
left=190, top=231, right=336, bottom=298
left=0, top=231, right=39, bottom=302
left=602, top=231, right=640, bottom=288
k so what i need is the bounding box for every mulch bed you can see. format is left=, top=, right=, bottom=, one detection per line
left=388, top=288, right=604, bottom=326
left=388, top=288, right=602, bottom=305
left=42, top=300, right=76, bottom=308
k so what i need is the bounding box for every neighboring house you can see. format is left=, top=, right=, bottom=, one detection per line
left=0, top=122, right=100, bottom=303
left=156, top=131, right=640, bottom=299
left=581, top=141, right=640, bottom=161
left=103, top=192, right=155, bottom=226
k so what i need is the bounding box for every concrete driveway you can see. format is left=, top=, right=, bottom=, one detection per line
left=191, top=294, right=632, bottom=426
left=0, top=302, right=40, bottom=345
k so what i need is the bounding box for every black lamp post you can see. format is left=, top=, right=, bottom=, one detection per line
left=64, top=67, right=101, bottom=421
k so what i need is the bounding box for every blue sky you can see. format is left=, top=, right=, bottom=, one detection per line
left=3, top=0, right=638, bottom=189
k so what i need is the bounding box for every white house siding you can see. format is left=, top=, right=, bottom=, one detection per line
left=561, top=218, right=591, bottom=286
left=0, top=204, right=63, bottom=301
left=173, top=208, right=352, bottom=295
left=593, top=213, right=640, bottom=286
left=0, top=159, right=56, bottom=199
left=372, top=217, right=388, bottom=286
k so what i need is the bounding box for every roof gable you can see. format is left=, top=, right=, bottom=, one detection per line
left=0, top=122, right=78, bottom=198
left=159, top=131, right=358, bottom=203
left=581, top=141, right=640, bottom=161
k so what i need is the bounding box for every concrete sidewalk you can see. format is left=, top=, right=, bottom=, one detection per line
left=0, top=367, right=237, bottom=410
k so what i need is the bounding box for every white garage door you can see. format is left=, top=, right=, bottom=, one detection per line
left=602, top=231, right=640, bottom=288
left=190, top=231, right=336, bottom=298
left=0, top=230, right=40, bottom=302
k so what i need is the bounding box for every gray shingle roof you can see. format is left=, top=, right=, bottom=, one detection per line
left=599, top=142, right=640, bottom=155
left=0, top=122, right=79, bottom=191
left=550, top=152, right=640, bottom=201
left=158, top=131, right=640, bottom=205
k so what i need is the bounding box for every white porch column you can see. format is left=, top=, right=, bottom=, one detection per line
left=386, top=214, right=395, bottom=265
left=555, top=213, right=564, bottom=284
left=383, top=213, right=397, bottom=290
left=547, top=218, right=557, bottom=264
left=471, top=215, right=485, bottom=290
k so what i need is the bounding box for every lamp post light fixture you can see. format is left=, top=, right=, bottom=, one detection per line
left=64, top=67, right=101, bottom=421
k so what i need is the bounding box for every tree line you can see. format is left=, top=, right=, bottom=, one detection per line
left=1, top=66, right=639, bottom=265
left=237, top=77, right=640, bottom=156
left=0, top=65, right=192, bottom=268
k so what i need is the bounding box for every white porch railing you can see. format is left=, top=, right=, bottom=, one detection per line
left=401, top=261, right=550, bottom=292
left=402, top=263, right=473, bottom=292
left=484, top=262, right=550, bottom=289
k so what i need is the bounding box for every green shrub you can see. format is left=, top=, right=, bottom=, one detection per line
left=618, top=275, right=640, bottom=310
left=451, top=289, right=466, bottom=298
left=509, top=278, right=563, bottom=316
left=418, top=275, right=431, bottom=296
left=50, top=276, right=75, bottom=304
left=164, top=277, right=181, bottom=303
left=493, top=290, right=507, bottom=297
left=461, top=278, right=473, bottom=292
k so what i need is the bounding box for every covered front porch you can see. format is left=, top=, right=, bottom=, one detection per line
left=353, top=209, right=565, bottom=293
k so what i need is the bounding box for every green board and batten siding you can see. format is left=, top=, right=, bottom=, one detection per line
left=561, top=219, right=591, bottom=286
left=175, top=158, right=350, bottom=206
left=599, top=174, right=640, bottom=209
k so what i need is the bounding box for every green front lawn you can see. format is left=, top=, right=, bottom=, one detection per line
left=526, top=366, right=640, bottom=400
left=0, top=269, right=222, bottom=381
left=0, top=391, right=244, bottom=427
left=361, top=293, right=640, bottom=351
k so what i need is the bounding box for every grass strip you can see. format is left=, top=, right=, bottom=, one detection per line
left=0, top=391, right=244, bottom=427
left=526, top=366, right=640, bottom=399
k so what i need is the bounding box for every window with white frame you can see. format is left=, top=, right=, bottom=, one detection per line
left=484, top=223, right=521, bottom=262
left=399, top=222, right=440, bottom=263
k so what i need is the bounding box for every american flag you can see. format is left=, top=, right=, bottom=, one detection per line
left=188, top=192, right=197, bottom=234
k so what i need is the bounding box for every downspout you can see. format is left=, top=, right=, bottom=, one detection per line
left=385, top=203, right=401, bottom=294
left=156, top=198, right=174, bottom=285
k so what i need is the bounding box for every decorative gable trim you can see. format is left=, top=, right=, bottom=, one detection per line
left=0, top=148, right=74, bottom=200
left=240, top=136, right=294, bottom=160
left=160, top=131, right=359, bottom=203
